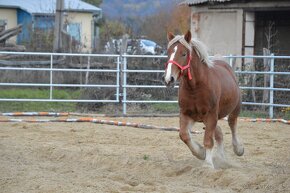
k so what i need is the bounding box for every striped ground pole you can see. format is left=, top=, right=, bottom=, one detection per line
left=1, top=112, right=69, bottom=116
left=0, top=115, right=202, bottom=134
left=0, top=112, right=289, bottom=133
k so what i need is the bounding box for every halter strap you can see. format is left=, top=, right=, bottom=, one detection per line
left=166, top=55, right=192, bottom=80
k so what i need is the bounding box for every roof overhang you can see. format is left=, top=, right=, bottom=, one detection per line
left=182, top=0, right=290, bottom=11
left=181, top=0, right=231, bottom=6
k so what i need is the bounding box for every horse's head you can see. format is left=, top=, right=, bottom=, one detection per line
left=163, top=30, right=192, bottom=88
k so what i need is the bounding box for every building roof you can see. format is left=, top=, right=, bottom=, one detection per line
left=0, top=0, right=101, bottom=14
left=182, top=0, right=231, bottom=5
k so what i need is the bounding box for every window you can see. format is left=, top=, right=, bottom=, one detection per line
left=34, top=15, right=55, bottom=30
left=67, top=23, right=81, bottom=42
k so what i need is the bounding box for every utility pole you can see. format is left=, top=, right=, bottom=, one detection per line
left=53, top=0, right=64, bottom=52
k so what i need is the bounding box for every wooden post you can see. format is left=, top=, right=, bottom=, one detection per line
left=85, top=56, right=91, bottom=85
left=262, top=48, right=271, bottom=111
left=53, top=0, right=64, bottom=52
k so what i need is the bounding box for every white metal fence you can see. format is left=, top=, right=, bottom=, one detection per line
left=0, top=51, right=289, bottom=118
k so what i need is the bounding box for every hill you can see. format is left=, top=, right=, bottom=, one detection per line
left=100, top=0, right=181, bottom=18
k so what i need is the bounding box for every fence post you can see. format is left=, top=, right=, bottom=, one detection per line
left=269, top=53, right=274, bottom=118
left=229, top=54, right=233, bottom=67
left=116, top=56, right=120, bottom=102
left=122, top=55, right=127, bottom=115
left=50, top=54, right=53, bottom=100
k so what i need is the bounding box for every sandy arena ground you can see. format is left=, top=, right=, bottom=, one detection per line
left=0, top=116, right=289, bottom=193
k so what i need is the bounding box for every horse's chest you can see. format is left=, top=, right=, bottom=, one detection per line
left=179, top=91, right=215, bottom=121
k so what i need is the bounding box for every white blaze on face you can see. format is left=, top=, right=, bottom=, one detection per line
left=165, top=46, right=178, bottom=83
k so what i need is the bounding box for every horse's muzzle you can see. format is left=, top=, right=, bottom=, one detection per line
left=162, top=75, right=175, bottom=88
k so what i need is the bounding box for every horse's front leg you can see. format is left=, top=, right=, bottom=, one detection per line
left=203, top=113, right=218, bottom=168
left=179, top=114, right=205, bottom=160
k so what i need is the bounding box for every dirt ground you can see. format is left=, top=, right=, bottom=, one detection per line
left=0, top=116, right=289, bottom=193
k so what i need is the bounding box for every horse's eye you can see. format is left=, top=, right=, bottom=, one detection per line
left=182, top=52, right=187, bottom=57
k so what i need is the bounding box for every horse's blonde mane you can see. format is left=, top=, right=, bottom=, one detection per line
left=190, top=38, right=213, bottom=67
left=168, top=35, right=213, bottom=68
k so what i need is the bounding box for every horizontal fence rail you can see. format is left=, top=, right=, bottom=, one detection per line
left=0, top=51, right=289, bottom=118
left=0, top=52, right=121, bottom=103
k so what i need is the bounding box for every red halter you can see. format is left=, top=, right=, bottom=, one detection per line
left=166, top=55, right=192, bottom=80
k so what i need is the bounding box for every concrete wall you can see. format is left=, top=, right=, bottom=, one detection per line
left=65, top=12, right=94, bottom=52
left=191, top=9, right=243, bottom=56
left=0, top=8, right=17, bottom=43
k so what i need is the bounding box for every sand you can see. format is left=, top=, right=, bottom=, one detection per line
left=0, top=117, right=289, bottom=193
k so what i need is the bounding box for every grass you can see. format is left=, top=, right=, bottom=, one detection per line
left=143, top=154, right=150, bottom=160
left=151, top=103, right=179, bottom=113
left=239, top=110, right=269, bottom=118
left=240, top=109, right=290, bottom=120
left=0, top=88, right=81, bottom=112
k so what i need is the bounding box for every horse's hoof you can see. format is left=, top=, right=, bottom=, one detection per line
left=234, top=145, right=244, bottom=156
left=195, top=146, right=206, bottom=160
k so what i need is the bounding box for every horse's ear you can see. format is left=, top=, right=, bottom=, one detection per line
left=184, top=30, right=191, bottom=43
left=167, top=32, right=175, bottom=41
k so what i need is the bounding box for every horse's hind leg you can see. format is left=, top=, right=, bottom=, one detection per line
left=203, top=113, right=218, bottom=168
left=215, top=125, right=225, bottom=159
left=228, top=110, right=244, bottom=156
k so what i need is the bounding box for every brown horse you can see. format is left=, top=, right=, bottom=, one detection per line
left=163, top=30, right=244, bottom=168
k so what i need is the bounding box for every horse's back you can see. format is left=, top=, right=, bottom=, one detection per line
left=213, top=59, right=236, bottom=77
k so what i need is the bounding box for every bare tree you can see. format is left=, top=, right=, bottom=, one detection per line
left=141, top=4, right=190, bottom=47
left=264, top=21, right=278, bottom=51
left=262, top=21, right=278, bottom=110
